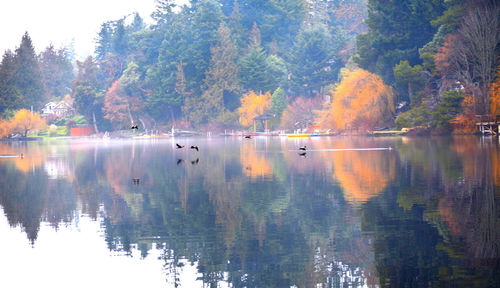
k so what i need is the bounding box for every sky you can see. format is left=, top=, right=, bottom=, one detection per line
left=0, top=0, right=158, bottom=60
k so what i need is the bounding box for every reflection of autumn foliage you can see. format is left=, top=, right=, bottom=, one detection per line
left=240, top=142, right=273, bottom=179
left=237, top=91, right=270, bottom=126
left=328, top=141, right=396, bottom=202
left=0, top=143, right=43, bottom=173
left=281, top=96, right=323, bottom=130
left=318, top=69, right=394, bottom=131
left=493, top=148, right=500, bottom=190
left=441, top=138, right=500, bottom=259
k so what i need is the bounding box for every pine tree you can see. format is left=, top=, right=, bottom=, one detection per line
left=0, top=51, right=22, bottom=114
left=14, top=32, right=45, bottom=109
left=198, top=22, right=241, bottom=122
left=95, top=22, right=112, bottom=61
left=354, top=0, right=446, bottom=84
left=71, top=56, right=107, bottom=131
left=270, top=87, right=287, bottom=118
left=39, top=45, right=74, bottom=100
left=289, top=24, right=337, bottom=97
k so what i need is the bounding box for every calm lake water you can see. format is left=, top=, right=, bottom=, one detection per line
left=0, top=136, right=499, bottom=287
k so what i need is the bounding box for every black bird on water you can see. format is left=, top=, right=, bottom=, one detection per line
left=131, top=124, right=138, bottom=130
left=299, top=152, right=307, bottom=157
left=191, top=158, right=199, bottom=165
left=244, top=135, right=252, bottom=139
left=299, top=146, right=306, bottom=151
left=176, top=143, right=184, bottom=149
left=132, top=178, right=140, bottom=185
left=190, top=145, right=199, bottom=151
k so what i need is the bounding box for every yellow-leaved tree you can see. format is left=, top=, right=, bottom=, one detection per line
left=9, top=109, right=46, bottom=137
left=318, top=69, right=394, bottom=131
left=490, top=63, right=500, bottom=115
left=237, top=91, right=270, bottom=126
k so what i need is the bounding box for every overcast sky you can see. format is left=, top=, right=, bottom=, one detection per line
left=0, top=0, right=158, bottom=60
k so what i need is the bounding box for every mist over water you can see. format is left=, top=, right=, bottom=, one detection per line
left=0, top=136, right=499, bottom=287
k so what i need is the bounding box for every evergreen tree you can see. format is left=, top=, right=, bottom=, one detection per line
left=146, top=13, right=189, bottom=121
left=95, top=22, right=113, bottom=61
left=0, top=51, right=22, bottom=114
left=393, top=60, right=425, bottom=104
left=228, top=0, right=247, bottom=51
left=14, top=32, right=45, bottom=109
left=270, top=87, right=287, bottom=118
left=289, top=24, right=337, bottom=97
left=71, top=56, right=107, bottom=131
left=266, top=54, right=288, bottom=92
left=112, top=18, right=129, bottom=56
left=354, top=0, right=446, bottom=84
left=39, top=45, right=74, bottom=100
left=239, top=45, right=270, bottom=93
left=189, top=0, right=224, bottom=85
left=198, top=22, right=241, bottom=123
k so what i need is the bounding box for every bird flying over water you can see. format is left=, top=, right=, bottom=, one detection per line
left=176, top=143, right=184, bottom=149
left=190, top=145, right=199, bottom=151
left=299, top=152, right=307, bottom=157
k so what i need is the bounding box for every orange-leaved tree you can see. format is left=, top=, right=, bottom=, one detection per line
left=8, top=109, right=46, bottom=137
left=451, top=94, right=476, bottom=134
left=237, top=91, right=270, bottom=126
left=103, top=80, right=133, bottom=127
left=318, top=68, right=394, bottom=131
left=280, top=96, right=324, bottom=130
left=490, top=63, right=500, bottom=115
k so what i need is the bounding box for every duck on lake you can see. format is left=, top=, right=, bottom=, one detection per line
left=190, top=145, right=199, bottom=151
left=176, top=143, right=184, bottom=149
left=299, top=146, right=306, bottom=151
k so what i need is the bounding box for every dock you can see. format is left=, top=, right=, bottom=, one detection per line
left=475, top=115, right=500, bottom=135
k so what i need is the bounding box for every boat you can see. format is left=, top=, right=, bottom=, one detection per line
left=287, top=134, right=310, bottom=138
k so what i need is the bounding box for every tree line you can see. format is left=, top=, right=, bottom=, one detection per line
left=0, top=0, right=498, bottom=133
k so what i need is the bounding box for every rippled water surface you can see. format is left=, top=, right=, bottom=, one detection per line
left=0, top=136, right=499, bottom=287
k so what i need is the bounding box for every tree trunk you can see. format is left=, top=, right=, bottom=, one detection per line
left=92, top=111, right=99, bottom=134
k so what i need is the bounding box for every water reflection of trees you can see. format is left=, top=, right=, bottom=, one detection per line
left=0, top=137, right=499, bottom=286
left=0, top=142, right=76, bottom=243
left=362, top=136, right=500, bottom=287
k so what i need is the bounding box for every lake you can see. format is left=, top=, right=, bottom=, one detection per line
left=0, top=136, right=499, bottom=287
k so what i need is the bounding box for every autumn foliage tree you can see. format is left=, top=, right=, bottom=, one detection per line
left=281, top=96, right=323, bottom=130
left=3, top=109, right=46, bottom=137
left=435, top=2, right=500, bottom=115
left=237, top=91, right=270, bottom=126
left=103, top=80, right=132, bottom=128
left=318, top=69, right=394, bottom=131
left=490, top=63, right=500, bottom=115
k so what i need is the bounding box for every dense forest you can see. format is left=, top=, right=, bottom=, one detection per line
left=0, top=0, right=499, bottom=134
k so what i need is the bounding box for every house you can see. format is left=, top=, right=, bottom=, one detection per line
left=41, top=100, right=75, bottom=118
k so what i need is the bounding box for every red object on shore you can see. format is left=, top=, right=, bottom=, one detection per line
left=70, top=127, right=94, bottom=137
